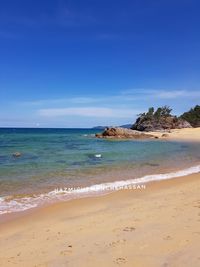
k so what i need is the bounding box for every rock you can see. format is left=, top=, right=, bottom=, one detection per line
left=95, top=133, right=102, bottom=138
left=162, top=134, right=169, bottom=138
left=13, top=152, right=22, bottom=157
left=176, top=118, right=192, bottom=129
left=180, top=105, right=200, bottom=127
left=132, top=115, right=192, bottom=132
left=96, top=127, right=154, bottom=139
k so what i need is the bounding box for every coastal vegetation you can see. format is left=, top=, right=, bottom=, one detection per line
left=180, top=105, right=200, bottom=127
left=131, top=106, right=191, bottom=131
left=96, top=105, right=200, bottom=139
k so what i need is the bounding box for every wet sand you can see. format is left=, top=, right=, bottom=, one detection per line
left=0, top=172, right=200, bottom=267
left=1, top=127, right=200, bottom=266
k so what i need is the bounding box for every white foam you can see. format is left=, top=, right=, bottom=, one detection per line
left=0, top=164, right=200, bottom=215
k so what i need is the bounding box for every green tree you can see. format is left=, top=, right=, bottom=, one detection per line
left=146, top=107, right=154, bottom=118
left=154, top=107, right=162, bottom=119
left=160, top=106, right=172, bottom=117
left=181, top=105, right=200, bottom=127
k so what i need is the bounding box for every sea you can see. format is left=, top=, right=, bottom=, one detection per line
left=0, top=128, right=200, bottom=215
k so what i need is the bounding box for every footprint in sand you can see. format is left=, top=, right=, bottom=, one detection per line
left=163, top=235, right=172, bottom=240
left=108, top=239, right=126, bottom=247
left=60, top=245, right=73, bottom=255
left=60, top=250, right=72, bottom=255
left=123, top=226, right=135, bottom=232
left=115, top=257, right=126, bottom=264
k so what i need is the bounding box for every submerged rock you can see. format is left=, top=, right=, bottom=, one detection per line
left=96, top=127, right=154, bottom=139
left=12, top=152, right=22, bottom=157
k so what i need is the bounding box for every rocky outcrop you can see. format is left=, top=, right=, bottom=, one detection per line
left=95, top=127, right=155, bottom=139
left=131, top=106, right=192, bottom=132
left=180, top=105, right=200, bottom=127
left=132, top=116, right=191, bottom=132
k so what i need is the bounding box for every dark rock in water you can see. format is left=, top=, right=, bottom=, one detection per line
left=87, top=154, right=102, bottom=160
left=95, top=133, right=102, bottom=138
left=96, top=127, right=154, bottom=139
left=131, top=106, right=192, bottom=132
left=12, top=152, right=22, bottom=157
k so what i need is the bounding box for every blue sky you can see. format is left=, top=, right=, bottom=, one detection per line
left=0, top=0, right=200, bottom=127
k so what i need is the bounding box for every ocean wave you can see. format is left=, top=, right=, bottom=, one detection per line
left=1, top=164, right=200, bottom=215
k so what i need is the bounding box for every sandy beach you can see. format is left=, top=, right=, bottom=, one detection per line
left=1, top=0, right=199, bottom=265
left=0, top=172, right=200, bottom=267
left=0, top=127, right=200, bottom=267
left=151, top=127, right=200, bottom=142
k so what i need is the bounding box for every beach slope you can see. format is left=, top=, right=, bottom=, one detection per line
left=0, top=173, right=200, bottom=267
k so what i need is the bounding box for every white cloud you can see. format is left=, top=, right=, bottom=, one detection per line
left=38, top=107, right=140, bottom=118
left=21, top=88, right=200, bottom=108
left=21, top=96, right=101, bottom=106
left=4, top=88, right=199, bottom=127
left=151, top=90, right=200, bottom=99
left=121, top=88, right=200, bottom=99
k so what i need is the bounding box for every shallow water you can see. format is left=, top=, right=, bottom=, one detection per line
left=0, top=128, right=200, bottom=214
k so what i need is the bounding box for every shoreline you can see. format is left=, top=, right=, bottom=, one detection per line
left=1, top=127, right=200, bottom=266
left=1, top=162, right=200, bottom=217
left=1, top=172, right=200, bottom=266
left=96, top=127, right=200, bottom=142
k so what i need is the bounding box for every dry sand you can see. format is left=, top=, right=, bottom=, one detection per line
left=150, top=127, right=200, bottom=142
left=1, top=127, right=200, bottom=267
left=0, top=173, right=200, bottom=267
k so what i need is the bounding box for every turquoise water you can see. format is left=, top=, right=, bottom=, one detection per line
left=0, top=128, right=200, bottom=214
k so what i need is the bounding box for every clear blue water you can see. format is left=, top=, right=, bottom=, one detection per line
left=0, top=128, right=200, bottom=199
left=0, top=127, right=200, bottom=215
